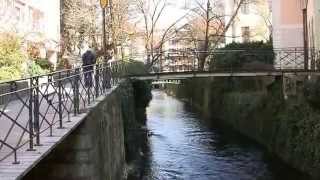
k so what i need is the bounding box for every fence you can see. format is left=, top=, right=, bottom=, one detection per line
left=156, top=48, right=320, bottom=73
left=0, top=62, right=124, bottom=164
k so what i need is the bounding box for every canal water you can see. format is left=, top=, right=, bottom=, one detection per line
left=140, top=90, right=305, bottom=180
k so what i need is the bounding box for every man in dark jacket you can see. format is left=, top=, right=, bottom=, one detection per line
left=82, top=49, right=96, bottom=87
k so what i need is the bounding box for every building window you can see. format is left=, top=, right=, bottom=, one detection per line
left=0, top=0, right=4, bottom=9
left=241, top=26, right=250, bottom=42
left=184, top=0, right=190, bottom=9
left=32, top=9, right=44, bottom=32
left=14, top=6, right=20, bottom=21
left=0, top=0, right=10, bottom=9
left=14, top=1, right=25, bottom=23
left=241, top=0, right=250, bottom=14
left=232, top=22, right=236, bottom=42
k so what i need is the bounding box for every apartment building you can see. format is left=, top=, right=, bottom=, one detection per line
left=272, top=0, right=320, bottom=69
left=160, top=24, right=199, bottom=72
left=272, top=0, right=303, bottom=49
left=0, top=0, right=60, bottom=65
left=225, top=0, right=271, bottom=44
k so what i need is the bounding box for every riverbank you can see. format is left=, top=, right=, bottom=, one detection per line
left=165, top=76, right=320, bottom=179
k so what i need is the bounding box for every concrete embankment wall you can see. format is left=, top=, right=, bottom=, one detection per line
left=166, top=76, right=320, bottom=179
left=23, top=80, right=149, bottom=180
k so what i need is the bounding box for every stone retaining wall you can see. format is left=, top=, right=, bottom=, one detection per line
left=23, top=81, right=136, bottom=180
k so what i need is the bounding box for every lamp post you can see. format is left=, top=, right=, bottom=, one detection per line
left=300, top=0, right=309, bottom=70
left=100, top=0, right=109, bottom=61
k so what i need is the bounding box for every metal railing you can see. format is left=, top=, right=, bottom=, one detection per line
left=0, top=62, right=125, bottom=164
left=152, top=48, right=320, bottom=73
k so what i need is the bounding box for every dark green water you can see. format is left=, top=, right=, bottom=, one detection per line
left=139, top=90, right=306, bottom=180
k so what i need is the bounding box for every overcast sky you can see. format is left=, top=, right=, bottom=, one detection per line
left=133, top=0, right=222, bottom=30
left=132, top=0, right=194, bottom=30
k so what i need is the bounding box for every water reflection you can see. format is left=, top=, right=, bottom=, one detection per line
left=141, top=90, right=306, bottom=180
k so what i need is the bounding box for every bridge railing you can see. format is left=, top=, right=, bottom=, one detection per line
left=0, top=62, right=125, bottom=164
left=153, top=48, right=320, bottom=73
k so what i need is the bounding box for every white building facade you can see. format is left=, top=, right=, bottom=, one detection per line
left=225, top=0, right=271, bottom=44
left=0, top=0, right=60, bottom=65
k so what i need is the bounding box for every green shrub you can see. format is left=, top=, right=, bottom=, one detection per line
left=210, top=41, right=274, bottom=70
left=0, top=33, right=26, bottom=81
left=303, top=79, right=320, bottom=110
left=132, top=79, right=152, bottom=109
left=0, top=66, right=22, bottom=81
left=34, top=58, right=53, bottom=71
left=122, top=60, right=147, bottom=76
left=27, top=61, right=48, bottom=77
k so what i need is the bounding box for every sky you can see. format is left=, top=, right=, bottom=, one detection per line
left=158, top=0, right=190, bottom=27
left=134, top=0, right=223, bottom=30
left=133, top=0, right=195, bottom=30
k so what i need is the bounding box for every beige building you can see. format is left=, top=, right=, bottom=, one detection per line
left=272, top=0, right=320, bottom=69
left=272, top=0, right=303, bottom=49
left=225, top=0, right=272, bottom=44
left=0, top=0, right=60, bottom=65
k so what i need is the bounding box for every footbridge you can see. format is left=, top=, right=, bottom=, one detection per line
left=132, top=69, right=320, bottom=81
left=131, top=48, right=320, bottom=80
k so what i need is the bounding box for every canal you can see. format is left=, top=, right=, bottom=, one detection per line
left=139, top=90, right=305, bottom=180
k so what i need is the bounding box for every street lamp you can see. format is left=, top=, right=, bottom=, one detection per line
left=100, top=0, right=109, bottom=61
left=300, top=0, right=309, bottom=70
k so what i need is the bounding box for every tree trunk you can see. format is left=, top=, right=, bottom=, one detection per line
left=199, top=0, right=210, bottom=71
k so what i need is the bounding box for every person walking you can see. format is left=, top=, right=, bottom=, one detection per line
left=82, top=48, right=96, bottom=87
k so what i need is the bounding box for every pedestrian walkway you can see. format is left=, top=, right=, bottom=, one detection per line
left=0, top=63, right=118, bottom=179
left=0, top=87, right=115, bottom=180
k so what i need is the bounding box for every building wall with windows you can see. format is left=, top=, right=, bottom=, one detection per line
left=0, top=0, right=60, bottom=65
left=225, top=0, right=271, bottom=44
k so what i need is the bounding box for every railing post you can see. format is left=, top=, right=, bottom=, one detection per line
left=33, top=77, right=40, bottom=146
left=106, top=64, right=112, bottom=89
left=95, top=64, right=100, bottom=98
left=73, top=68, right=80, bottom=115
left=57, top=72, right=64, bottom=129
left=294, top=48, right=297, bottom=69
left=13, top=150, right=19, bottom=164
left=87, top=71, right=91, bottom=105
left=28, top=78, right=35, bottom=151
left=102, top=64, right=106, bottom=92
left=280, top=50, right=283, bottom=70
left=193, top=55, right=196, bottom=72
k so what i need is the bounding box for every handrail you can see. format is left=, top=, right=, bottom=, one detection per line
left=0, top=61, right=127, bottom=164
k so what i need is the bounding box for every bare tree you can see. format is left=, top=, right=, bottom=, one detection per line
left=250, top=0, right=272, bottom=41
left=60, top=0, right=99, bottom=60
left=107, top=0, right=130, bottom=58
left=187, top=0, right=247, bottom=70
left=133, top=0, right=190, bottom=69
